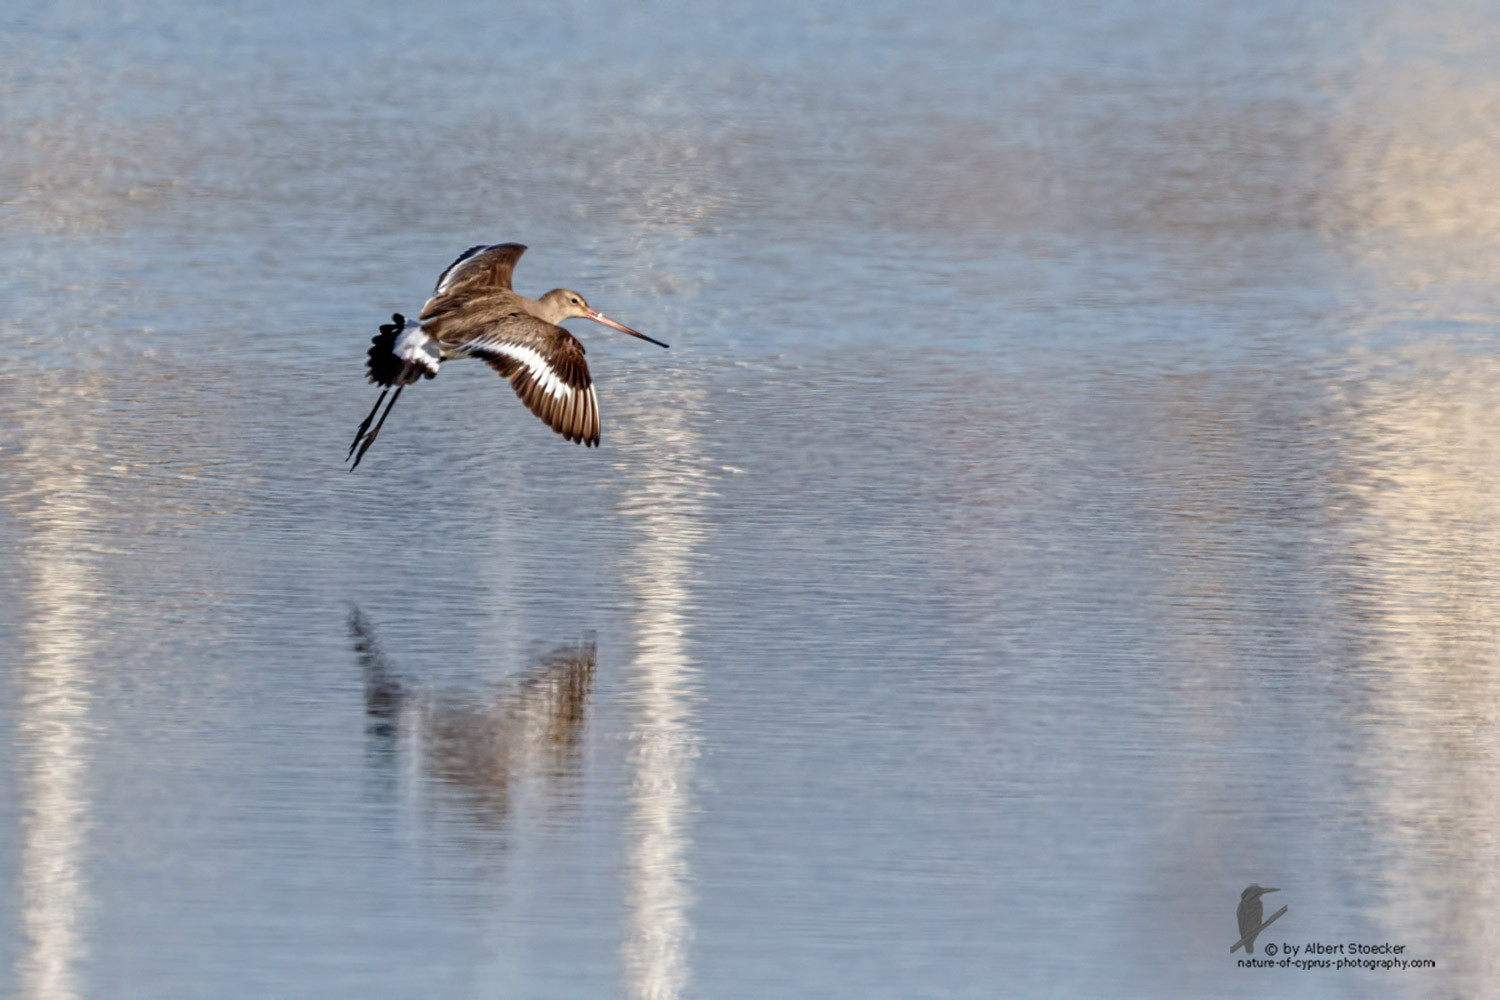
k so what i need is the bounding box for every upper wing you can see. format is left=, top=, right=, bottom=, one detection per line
left=457, top=315, right=601, bottom=447
left=431, top=243, right=528, bottom=297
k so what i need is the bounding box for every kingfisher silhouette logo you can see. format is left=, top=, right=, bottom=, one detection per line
left=1230, top=886, right=1436, bottom=972
left=1231, top=885, right=1286, bottom=954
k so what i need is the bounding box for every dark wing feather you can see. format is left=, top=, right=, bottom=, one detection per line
left=458, top=316, right=601, bottom=447
left=431, top=243, right=528, bottom=296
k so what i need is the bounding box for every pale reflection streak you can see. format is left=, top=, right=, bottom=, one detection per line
left=1330, top=8, right=1500, bottom=988
left=1329, top=6, right=1500, bottom=292
left=1332, top=355, right=1500, bottom=989
left=617, top=393, right=707, bottom=1000
left=13, top=379, right=100, bottom=1000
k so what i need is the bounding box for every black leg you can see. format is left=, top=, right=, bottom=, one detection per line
left=348, top=389, right=389, bottom=461
left=349, top=383, right=405, bottom=471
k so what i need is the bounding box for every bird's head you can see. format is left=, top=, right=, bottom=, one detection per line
left=538, top=288, right=593, bottom=323
left=1241, top=885, right=1279, bottom=901
left=538, top=289, right=669, bottom=348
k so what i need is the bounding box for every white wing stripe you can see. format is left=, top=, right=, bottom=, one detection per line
left=468, top=339, right=574, bottom=400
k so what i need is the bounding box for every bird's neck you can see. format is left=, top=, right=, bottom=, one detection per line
left=525, top=292, right=568, bottom=326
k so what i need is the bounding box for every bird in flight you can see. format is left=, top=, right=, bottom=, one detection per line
left=348, top=243, right=667, bottom=469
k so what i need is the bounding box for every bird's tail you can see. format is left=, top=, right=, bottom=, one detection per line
left=347, top=313, right=438, bottom=470
left=365, top=313, right=438, bottom=388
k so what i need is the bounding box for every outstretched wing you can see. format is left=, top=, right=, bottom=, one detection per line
left=458, top=315, right=601, bottom=447
left=431, top=243, right=528, bottom=297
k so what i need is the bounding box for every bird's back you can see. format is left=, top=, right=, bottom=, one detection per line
left=422, top=290, right=544, bottom=347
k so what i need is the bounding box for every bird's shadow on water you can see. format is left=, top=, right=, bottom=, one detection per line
left=347, top=605, right=596, bottom=832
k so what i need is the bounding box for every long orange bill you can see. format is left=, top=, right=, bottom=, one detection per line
left=586, top=308, right=668, bottom=348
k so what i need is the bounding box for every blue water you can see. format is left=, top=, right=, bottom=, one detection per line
left=4, top=1, right=1500, bottom=997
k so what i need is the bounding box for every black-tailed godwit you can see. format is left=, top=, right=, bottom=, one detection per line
left=347, top=243, right=667, bottom=469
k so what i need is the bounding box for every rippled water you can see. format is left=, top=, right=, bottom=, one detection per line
left=4, top=1, right=1500, bottom=997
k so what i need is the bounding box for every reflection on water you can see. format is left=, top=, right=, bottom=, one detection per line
left=1331, top=5, right=1500, bottom=297
left=13, top=381, right=100, bottom=1000
left=617, top=387, right=709, bottom=1000
left=348, top=608, right=595, bottom=830
left=350, top=606, right=404, bottom=744
left=17, top=570, right=92, bottom=1000
left=1332, top=351, right=1500, bottom=994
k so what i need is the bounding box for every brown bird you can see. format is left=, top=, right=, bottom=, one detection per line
left=347, top=243, right=667, bottom=469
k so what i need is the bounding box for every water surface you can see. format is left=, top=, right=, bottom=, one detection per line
left=4, top=1, right=1500, bottom=997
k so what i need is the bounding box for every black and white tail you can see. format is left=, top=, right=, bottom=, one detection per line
left=347, top=313, right=440, bottom=470
left=364, top=313, right=439, bottom=387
